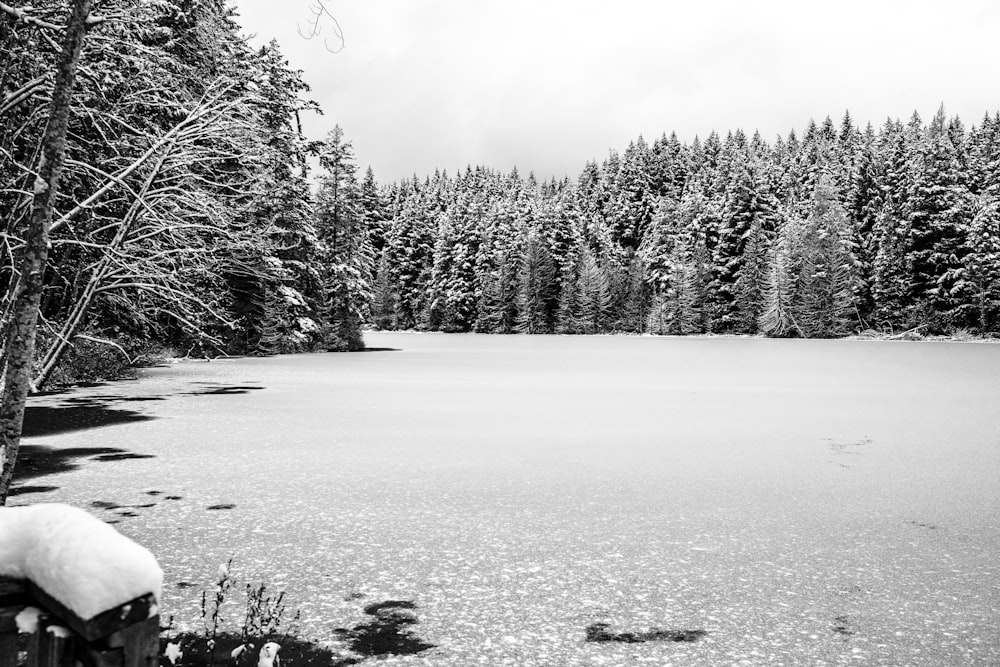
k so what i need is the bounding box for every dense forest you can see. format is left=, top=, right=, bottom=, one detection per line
left=363, top=110, right=1000, bottom=338
left=4, top=3, right=1000, bottom=393
left=1, top=0, right=369, bottom=390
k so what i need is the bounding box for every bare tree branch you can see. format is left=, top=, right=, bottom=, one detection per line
left=296, top=0, right=345, bottom=54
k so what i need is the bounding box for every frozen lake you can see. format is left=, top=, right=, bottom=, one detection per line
left=14, top=332, right=1000, bottom=665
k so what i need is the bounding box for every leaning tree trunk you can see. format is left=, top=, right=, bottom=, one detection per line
left=0, top=0, right=94, bottom=505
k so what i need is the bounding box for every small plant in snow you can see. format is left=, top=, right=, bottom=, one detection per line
left=200, top=559, right=234, bottom=667
left=237, top=581, right=301, bottom=660
left=160, top=559, right=327, bottom=667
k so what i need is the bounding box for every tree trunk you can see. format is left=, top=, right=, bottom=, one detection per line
left=0, top=0, right=94, bottom=505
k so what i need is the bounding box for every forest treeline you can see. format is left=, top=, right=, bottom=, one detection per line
left=1, top=0, right=368, bottom=389
left=359, top=108, right=1000, bottom=338
left=5, top=4, right=1000, bottom=394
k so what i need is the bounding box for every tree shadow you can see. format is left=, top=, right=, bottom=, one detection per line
left=22, top=404, right=156, bottom=438
left=183, top=383, right=265, bottom=396
left=11, top=444, right=155, bottom=483
left=13, top=382, right=262, bottom=491
left=6, top=484, right=60, bottom=497
left=24, top=381, right=265, bottom=439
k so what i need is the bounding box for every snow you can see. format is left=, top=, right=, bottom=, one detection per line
left=257, top=642, right=280, bottom=667
left=163, top=642, right=183, bottom=665
left=0, top=504, right=162, bottom=620
left=15, top=332, right=1000, bottom=665
left=14, top=607, right=40, bottom=633
left=277, top=285, right=305, bottom=307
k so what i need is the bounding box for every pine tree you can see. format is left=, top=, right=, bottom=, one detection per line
left=315, top=125, right=371, bottom=349
left=662, top=248, right=701, bottom=335
left=241, top=40, right=325, bottom=353
left=386, top=182, right=435, bottom=328
left=360, top=167, right=390, bottom=252
left=608, top=137, right=656, bottom=250
left=370, top=247, right=398, bottom=330
left=962, top=196, right=1000, bottom=331
left=871, top=207, right=911, bottom=329
left=555, top=253, right=581, bottom=334
left=795, top=178, right=857, bottom=337
left=516, top=232, right=557, bottom=333
left=619, top=253, right=649, bottom=333
left=734, top=219, right=770, bottom=333
left=715, top=156, right=781, bottom=330
left=845, top=136, right=882, bottom=323
left=759, top=216, right=802, bottom=337
left=575, top=248, right=612, bottom=334
left=903, top=107, right=970, bottom=329
left=427, top=189, right=481, bottom=332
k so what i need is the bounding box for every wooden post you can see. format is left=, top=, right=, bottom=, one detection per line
left=0, top=607, right=21, bottom=667
left=25, top=615, right=48, bottom=667
left=106, top=616, right=159, bottom=667
left=39, top=618, right=76, bottom=667
left=0, top=576, right=27, bottom=667
left=0, top=576, right=159, bottom=667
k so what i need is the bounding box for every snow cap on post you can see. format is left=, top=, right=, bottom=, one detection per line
left=0, top=503, right=162, bottom=620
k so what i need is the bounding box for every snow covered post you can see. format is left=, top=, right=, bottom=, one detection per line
left=0, top=504, right=163, bottom=667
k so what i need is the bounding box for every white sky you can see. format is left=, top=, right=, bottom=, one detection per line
left=234, top=0, right=1000, bottom=183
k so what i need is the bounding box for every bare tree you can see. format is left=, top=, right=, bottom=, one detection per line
left=0, top=0, right=97, bottom=504
left=30, top=80, right=254, bottom=388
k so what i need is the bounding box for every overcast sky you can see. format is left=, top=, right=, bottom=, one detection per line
left=234, top=1, right=1000, bottom=183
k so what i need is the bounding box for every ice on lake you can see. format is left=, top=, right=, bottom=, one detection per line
left=15, top=332, right=1000, bottom=665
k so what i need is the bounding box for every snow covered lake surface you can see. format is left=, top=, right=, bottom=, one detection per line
left=14, top=332, right=1000, bottom=665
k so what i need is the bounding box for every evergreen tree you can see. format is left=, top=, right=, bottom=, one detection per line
left=962, top=196, right=1000, bottom=331
left=795, top=178, right=857, bottom=337
left=619, top=253, right=650, bottom=333
left=516, top=232, right=557, bottom=333
left=903, top=107, right=971, bottom=329
left=715, top=156, right=781, bottom=330
left=734, top=219, right=770, bottom=333
left=608, top=138, right=656, bottom=250
left=871, top=207, right=911, bottom=329
left=316, top=125, right=370, bottom=350
left=385, top=183, right=435, bottom=328
left=360, top=167, right=390, bottom=252
left=370, top=247, right=398, bottom=330
left=846, top=138, right=883, bottom=323
left=759, top=216, right=802, bottom=337
left=242, top=40, right=325, bottom=354
left=555, top=252, right=581, bottom=334
left=661, top=248, right=702, bottom=335
left=574, top=248, right=612, bottom=334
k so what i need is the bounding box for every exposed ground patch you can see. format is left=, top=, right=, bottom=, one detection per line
left=585, top=622, right=708, bottom=644
left=161, top=632, right=354, bottom=667
left=832, top=615, right=858, bottom=637
left=333, top=600, right=435, bottom=656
